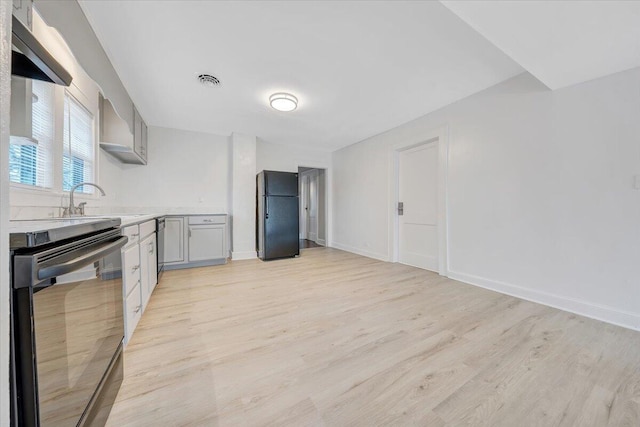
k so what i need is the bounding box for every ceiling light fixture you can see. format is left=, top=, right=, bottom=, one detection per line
left=269, top=93, right=298, bottom=112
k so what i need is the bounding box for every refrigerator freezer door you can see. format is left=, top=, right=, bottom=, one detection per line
left=264, top=196, right=299, bottom=259
left=265, top=171, right=298, bottom=197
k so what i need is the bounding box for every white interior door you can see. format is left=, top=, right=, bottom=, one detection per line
left=398, top=142, right=439, bottom=271
left=299, top=174, right=309, bottom=239
left=308, top=170, right=319, bottom=242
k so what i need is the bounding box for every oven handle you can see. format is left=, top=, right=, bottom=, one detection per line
left=38, top=236, right=128, bottom=281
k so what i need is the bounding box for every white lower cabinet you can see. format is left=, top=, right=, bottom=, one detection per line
left=122, top=243, right=141, bottom=296
left=165, top=217, right=184, bottom=263
left=122, top=219, right=158, bottom=346
left=140, top=233, right=157, bottom=309
left=165, top=214, right=228, bottom=270
left=124, top=282, right=142, bottom=342
left=148, top=233, right=158, bottom=294
left=188, top=225, right=225, bottom=261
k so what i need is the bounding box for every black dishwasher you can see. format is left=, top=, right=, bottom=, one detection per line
left=156, top=216, right=166, bottom=279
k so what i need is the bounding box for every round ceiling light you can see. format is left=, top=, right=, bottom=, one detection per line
left=269, top=93, right=298, bottom=112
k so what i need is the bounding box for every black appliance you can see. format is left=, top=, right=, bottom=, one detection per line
left=256, top=170, right=300, bottom=260
left=11, top=15, right=73, bottom=86
left=10, top=218, right=126, bottom=427
left=156, top=216, right=166, bottom=279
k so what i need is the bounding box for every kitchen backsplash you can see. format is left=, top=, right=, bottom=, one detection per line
left=10, top=205, right=63, bottom=220
left=10, top=205, right=229, bottom=220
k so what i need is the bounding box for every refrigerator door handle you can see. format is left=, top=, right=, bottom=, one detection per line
left=265, top=197, right=269, bottom=219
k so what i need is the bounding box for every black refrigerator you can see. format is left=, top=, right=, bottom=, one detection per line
left=257, top=170, right=300, bottom=260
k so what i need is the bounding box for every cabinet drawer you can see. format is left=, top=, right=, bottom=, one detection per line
left=122, top=225, right=140, bottom=246
left=139, top=219, right=156, bottom=239
left=188, top=215, right=225, bottom=225
left=125, top=282, right=142, bottom=344
left=122, top=244, right=141, bottom=296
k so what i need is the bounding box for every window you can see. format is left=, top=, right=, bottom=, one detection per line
left=63, top=92, right=95, bottom=193
left=9, top=80, right=54, bottom=188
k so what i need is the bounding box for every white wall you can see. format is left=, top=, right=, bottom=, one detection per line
left=333, top=69, right=640, bottom=330
left=99, top=127, right=230, bottom=213
left=230, top=133, right=257, bottom=259
left=256, top=139, right=331, bottom=173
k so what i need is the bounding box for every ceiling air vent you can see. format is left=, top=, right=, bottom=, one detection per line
left=197, top=74, right=220, bottom=87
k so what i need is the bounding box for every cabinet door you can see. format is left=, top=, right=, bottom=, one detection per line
left=122, top=243, right=141, bottom=297
left=165, top=217, right=184, bottom=263
left=146, top=234, right=158, bottom=294
left=133, top=106, right=145, bottom=160
left=141, top=120, right=148, bottom=160
left=188, top=225, right=225, bottom=262
left=140, top=235, right=151, bottom=310
left=124, top=282, right=142, bottom=345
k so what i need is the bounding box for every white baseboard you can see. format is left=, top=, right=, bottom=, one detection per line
left=447, top=270, right=640, bottom=332
left=330, top=242, right=389, bottom=262
left=231, top=251, right=257, bottom=261
left=316, top=238, right=326, bottom=246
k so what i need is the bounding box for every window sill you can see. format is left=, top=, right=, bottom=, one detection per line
left=10, top=183, right=101, bottom=199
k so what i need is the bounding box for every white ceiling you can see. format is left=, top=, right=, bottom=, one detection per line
left=441, top=1, right=640, bottom=90
left=78, top=1, right=522, bottom=151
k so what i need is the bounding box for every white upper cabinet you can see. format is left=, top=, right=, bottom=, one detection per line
left=99, top=96, right=147, bottom=165
left=133, top=106, right=147, bottom=163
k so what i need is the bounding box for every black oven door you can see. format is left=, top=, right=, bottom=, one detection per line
left=12, top=231, right=127, bottom=427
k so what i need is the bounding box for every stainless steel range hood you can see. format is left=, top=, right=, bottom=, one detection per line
left=11, top=15, right=72, bottom=86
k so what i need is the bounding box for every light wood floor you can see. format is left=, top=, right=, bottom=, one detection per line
left=106, top=248, right=640, bottom=427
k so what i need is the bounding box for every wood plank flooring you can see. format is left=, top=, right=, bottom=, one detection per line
left=106, top=248, right=640, bottom=426
left=300, top=239, right=323, bottom=249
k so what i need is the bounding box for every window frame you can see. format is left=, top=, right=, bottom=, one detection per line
left=8, top=79, right=56, bottom=190
left=62, top=89, right=96, bottom=195
left=9, top=81, right=101, bottom=200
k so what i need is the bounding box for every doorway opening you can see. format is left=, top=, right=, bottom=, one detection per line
left=298, top=167, right=327, bottom=249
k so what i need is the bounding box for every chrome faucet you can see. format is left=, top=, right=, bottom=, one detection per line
left=62, top=182, right=106, bottom=217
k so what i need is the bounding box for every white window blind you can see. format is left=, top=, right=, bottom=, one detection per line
left=9, top=80, right=54, bottom=188
left=63, top=93, right=95, bottom=193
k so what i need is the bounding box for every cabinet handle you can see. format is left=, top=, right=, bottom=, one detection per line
left=132, top=264, right=140, bottom=273
left=131, top=233, right=139, bottom=237
left=188, top=228, right=192, bottom=238
left=134, top=305, right=142, bottom=313
left=149, top=242, right=154, bottom=254
left=203, top=219, right=213, bottom=223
